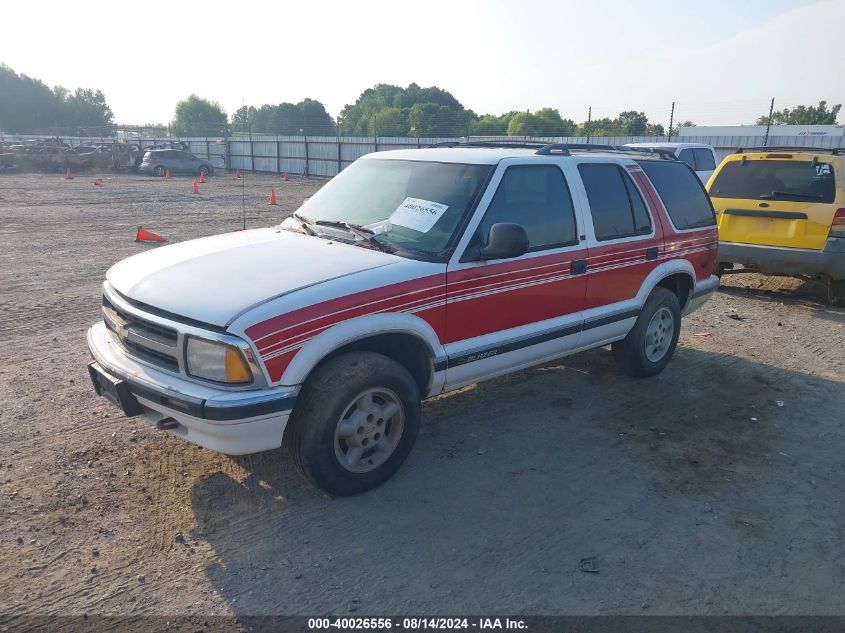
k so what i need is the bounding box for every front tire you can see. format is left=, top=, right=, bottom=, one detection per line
left=199, top=164, right=211, bottom=177
left=612, top=287, right=681, bottom=377
left=287, top=352, right=421, bottom=495
left=153, top=165, right=165, bottom=177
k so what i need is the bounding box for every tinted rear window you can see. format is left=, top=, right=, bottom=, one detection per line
left=636, top=160, right=716, bottom=230
left=579, top=163, right=652, bottom=241
left=693, top=148, right=716, bottom=171
left=677, top=148, right=696, bottom=169
left=709, top=160, right=835, bottom=204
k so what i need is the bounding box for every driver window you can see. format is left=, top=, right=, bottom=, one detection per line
left=475, top=165, right=577, bottom=252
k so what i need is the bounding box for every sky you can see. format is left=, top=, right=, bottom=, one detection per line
left=2, top=0, right=844, bottom=129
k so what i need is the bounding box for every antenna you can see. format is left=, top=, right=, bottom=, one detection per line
left=241, top=97, right=246, bottom=231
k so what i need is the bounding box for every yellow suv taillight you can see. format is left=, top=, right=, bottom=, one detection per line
left=830, top=209, right=845, bottom=239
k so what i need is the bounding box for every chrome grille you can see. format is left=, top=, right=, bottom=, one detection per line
left=103, top=294, right=180, bottom=372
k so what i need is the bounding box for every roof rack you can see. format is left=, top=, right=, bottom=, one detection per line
left=428, top=140, right=549, bottom=150
left=427, top=140, right=676, bottom=160
left=735, top=146, right=841, bottom=155
left=537, top=143, right=676, bottom=160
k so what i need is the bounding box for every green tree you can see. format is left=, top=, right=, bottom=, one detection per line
left=472, top=113, right=513, bottom=135
left=230, top=99, right=335, bottom=135
left=338, top=83, right=468, bottom=136
left=0, top=64, right=115, bottom=133
left=59, top=88, right=113, bottom=129
left=755, top=101, right=841, bottom=125
left=408, top=103, right=467, bottom=136
left=372, top=107, right=408, bottom=136
left=231, top=105, right=256, bottom=131
left=171, top=94, right=228, bottom=136
left=0, top=65, right=58, bottom=132
left=616, top=110, right=649, bottom=135
left=532, top=108, right=576, bottom=136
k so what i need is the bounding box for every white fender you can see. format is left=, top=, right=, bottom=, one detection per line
left=635, top=258, right=697, bottom=307
left=278, top=312, right=447, bottom=393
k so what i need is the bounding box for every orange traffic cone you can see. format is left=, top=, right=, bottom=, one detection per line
left=135, top=226, right=168, bottom=243
left=199, top=171, right=207, bottom=184
left=94, top=178, right=103, bottom=186
left=165, top=168, right=171, bottom=180
left=64, top=168, right=73, bottom=180
left=235, top=169, right=241, bottom=179
left=283, top=172, right=289, bottom=182
left=268, top=188, right=277, bottom=205
left=192, top=180, right=199, bottom=194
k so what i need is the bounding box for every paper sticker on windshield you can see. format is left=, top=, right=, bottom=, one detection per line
left=389, top=197, right=448, bottom=233
left=816, top=164, right=831, bottom=177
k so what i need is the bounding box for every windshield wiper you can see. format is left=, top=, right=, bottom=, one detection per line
left=313, top=220, right=395, bottom=254
left=759, top=191, right=824, bottom=200
left=289, top=211, right=319, bottom=236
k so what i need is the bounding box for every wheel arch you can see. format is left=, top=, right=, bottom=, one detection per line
left=278, top=313, right=446, bottom=396
left=636, top=259, right=697, bottom=311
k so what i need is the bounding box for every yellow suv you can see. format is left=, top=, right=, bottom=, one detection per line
left=707, top=147, right=845, bottom=304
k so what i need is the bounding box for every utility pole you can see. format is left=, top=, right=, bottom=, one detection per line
left=764, top=98, right=775, bottom=147
left=586, top=106, right=592, bottom=144
left=667, top=101, right=675, bottom=141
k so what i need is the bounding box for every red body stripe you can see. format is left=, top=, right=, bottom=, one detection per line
left=250, top=168, right=719, bottom=382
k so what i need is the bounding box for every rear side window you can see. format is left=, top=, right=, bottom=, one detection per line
left=637, top=160, right=716, bottom=230
left=578, top=163, right=652, bottom=241
left=478, top=165, right=577, bottom=251
left=709, top=160, right=836, bottom=204
left=693, top=148, right=716, bottom=171
left=677, top=149, right=696, bottom=169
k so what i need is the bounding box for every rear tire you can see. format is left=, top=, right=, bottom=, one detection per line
left=827, top=278, right=845, bottom=307
left=612, top=287, right=681, bottom=377
left=153, top=165, right=165, bottom=177
left=287, top=352, right=421, bottom=496
left=199, top=164, right=211, bottom=177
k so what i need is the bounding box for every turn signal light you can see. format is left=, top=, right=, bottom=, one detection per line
left=225, top=347, right=253, bottom=382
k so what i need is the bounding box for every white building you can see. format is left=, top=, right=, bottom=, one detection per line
left=679, top=125, right=844, bottom=137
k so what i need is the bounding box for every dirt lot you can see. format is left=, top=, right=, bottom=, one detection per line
left=1, top=172, right=844, bottom=622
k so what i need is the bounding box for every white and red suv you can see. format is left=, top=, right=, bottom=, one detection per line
left=87, top=142, right=719, bottom=495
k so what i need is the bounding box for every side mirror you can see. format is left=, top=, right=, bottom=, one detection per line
left=476, top=223, right=529, bottom=261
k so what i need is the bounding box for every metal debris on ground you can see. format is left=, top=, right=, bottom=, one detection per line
left=579, top=557, right=599, bottom=573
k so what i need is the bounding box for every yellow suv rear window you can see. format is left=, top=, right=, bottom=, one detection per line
left=710, top=160, right=835, bottom=204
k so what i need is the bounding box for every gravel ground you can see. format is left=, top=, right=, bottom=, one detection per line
left=1, top=172, right=844, bottom=622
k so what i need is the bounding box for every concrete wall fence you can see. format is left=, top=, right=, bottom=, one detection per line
left=3, top=133, right=843, bottom=178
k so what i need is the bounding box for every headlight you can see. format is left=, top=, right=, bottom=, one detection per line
left=185, top=336, right=253, bottom=384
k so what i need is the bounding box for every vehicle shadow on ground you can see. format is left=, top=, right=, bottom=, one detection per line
left=190, top=346, right=845, bottom=616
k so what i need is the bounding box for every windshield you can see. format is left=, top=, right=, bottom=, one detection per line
left=710, top=159, right=836, bottom=203
left=291, top=159, right=493, bottom=259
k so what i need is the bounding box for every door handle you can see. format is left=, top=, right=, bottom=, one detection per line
left=571, top=259, right=587, bottom=275
left=646, top=247, right=659, bottom=261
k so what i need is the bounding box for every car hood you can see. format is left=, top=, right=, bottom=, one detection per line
left=107, top=228, right=399, bottom=327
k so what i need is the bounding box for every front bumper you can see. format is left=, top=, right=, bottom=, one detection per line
left=87, top=322, right=296, bottom=455
left=717, top=239, right=845, bottom=280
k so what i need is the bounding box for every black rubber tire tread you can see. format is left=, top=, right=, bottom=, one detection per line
left=611, top=287, right=682, bottom=377
left=287, top=351, right=420, bottom=496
